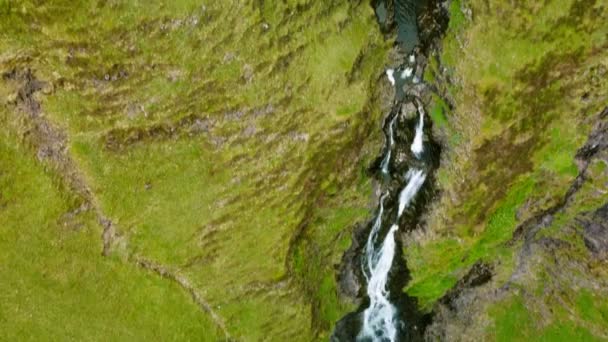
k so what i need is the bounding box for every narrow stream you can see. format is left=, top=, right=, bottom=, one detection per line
left=332, top=1, right=448, bottom=341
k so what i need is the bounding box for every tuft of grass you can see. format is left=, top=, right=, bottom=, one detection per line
left=429, top=94, right=448, bottom=129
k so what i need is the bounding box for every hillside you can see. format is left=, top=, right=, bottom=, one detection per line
left=1, top=0, right=607, bottom=341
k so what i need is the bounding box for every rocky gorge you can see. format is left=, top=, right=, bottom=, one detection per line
left=0, top=0, right=606, bottom=341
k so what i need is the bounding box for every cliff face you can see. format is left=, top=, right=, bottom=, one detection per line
left=411, top=0, right=608, bottom=339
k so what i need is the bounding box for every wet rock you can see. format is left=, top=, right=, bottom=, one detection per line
left=337, top=261, right=361, bottom=299
left=331, top=312, right=363, bottom=342
left=371, top=0, right=396, bottom=34
left=400, top=101, right=417, bottom=119
left=405, top=83, right=426, bottom=98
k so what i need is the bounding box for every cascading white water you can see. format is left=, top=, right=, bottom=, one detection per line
left=386, top=69, right=396, bottom=85
left=410, top=104, right=424, bottom=157
left=364, top=193, right=388, bottom=281
left=332, top=2, right=446, bottom=340
left=400, top=67, right=413, bottom=79
left=361, top=224, right=399, bottom=341
left=380, top=116, right=397, bottom=175
left=398, top=169, right=426, bottom=217
left=360, top=170, right=426, bottom=341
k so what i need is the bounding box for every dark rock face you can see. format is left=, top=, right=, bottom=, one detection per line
left=423, top=262, right=494, bottom=341
left=581, top=204, right=608, bottom=259
left=337, top=223, right=368, bottom=298
left=438, top=262, right=493, bottom=312
left=575, top=107, right=608, bottom=163
left=331, top=312, right=363, bottom=342
left=372, top=0, right=396, bottom=33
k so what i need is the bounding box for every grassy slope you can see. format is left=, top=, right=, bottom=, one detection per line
left=483, top=163, right=608, bottom=341
left=0, top=107, right=223, bottom=341
left=409, top=0, right=607, bottom=306
left=1, top=0, right=390, bottom=339
left=407, top=0, right=608, bottom=338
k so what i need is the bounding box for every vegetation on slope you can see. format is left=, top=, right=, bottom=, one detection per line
left=407, top=0, right=608, bottom=339
left=0, top=0, right=392, bottom=339
left=0, top=106, right=223, bottom=340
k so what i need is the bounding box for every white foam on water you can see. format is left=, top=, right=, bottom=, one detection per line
left=397, top=169, right=426, bottom=218
left=400, top=67, right=413, bottom=79
left=380, top=116, right=397, bottom=175
left=360, top=224, right=399, bottom=342
left=363, top=193, right=388, bottom=282
left=410, top=105, right=424, bottom=157
left=386, top=69, right=395, bottom=85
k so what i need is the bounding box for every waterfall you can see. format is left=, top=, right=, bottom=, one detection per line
left=410, top=104, right=424, bottom=157
left=332, top=1, right=445, bottom=340
left=364, top=193, right=388, bottom=281
left=380, top=116, right=397, bottom=175
left=400, top=67, right=413, bottom=79
left=360, top=224, right=400, bottom=342
left=360, top=171, right=426, bottom=341
left=397, top=169, right=426, bottom=217
left=386, top=69, right=396, bottom=86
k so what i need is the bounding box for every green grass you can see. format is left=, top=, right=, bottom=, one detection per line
left=0, top=115, right=222, bottom=341
left=428, top=94, right=448, bottom=129
left=405, top=0, right=608, bottom=321
left=0, top=0, right=390, bottom=339
left=489, top=296, right=534, bottom=342
left=487, top=294, right=604, bottom=342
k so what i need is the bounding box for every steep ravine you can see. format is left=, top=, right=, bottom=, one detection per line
left=332, top=0, right=608, bottom=340
left=426, top=106, right=608, bottom=341
left=332, top=1, right=448, bottom=340
left=1, top=1, right=606, bottom=340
